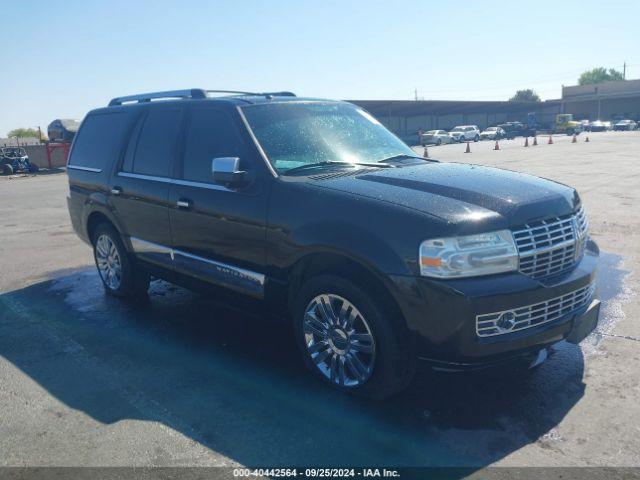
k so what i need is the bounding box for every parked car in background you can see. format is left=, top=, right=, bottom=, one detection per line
left=66, top=88, right=600, bottom=399
left=0, top=147, right=38, bottom=175
left=602, top=121, right=613, bottom=131
left=48, top=119, right=81, bottom=143
left=613, top=119, right=637, bottom=131
left=479, top=126, right=506, bottom=140
left=449, top=125, right=480, bottom=142
left=589, top=121, right=608, bottom=132
left=497, top=121, right=536, bottom=139
left=580, top=120, right=591, bottom=132
left=420, top=130, right=454, bottom=146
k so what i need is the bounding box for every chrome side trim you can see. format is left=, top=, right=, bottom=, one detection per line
left=130, top=237, right=173, bottom=258
left=67, top=165, right=102, bottom=173
left=172, top=249, right=265, bottom=298
left=117, top=172, right=232, bottom=192
left=129, top=236, right=265, bottom=298
left=171, top=178, right=231, bottom=192
left=118, top=172, right=172, bottom=183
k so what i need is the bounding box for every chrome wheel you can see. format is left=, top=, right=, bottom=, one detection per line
left=303, top=294, right=376, bottom=387
left=95, top=234, right=122, bottom=290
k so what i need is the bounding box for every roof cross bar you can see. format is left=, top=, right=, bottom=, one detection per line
left=205, top=90, right=296, bottom=98
left=108, top=89, right=207, bottom=106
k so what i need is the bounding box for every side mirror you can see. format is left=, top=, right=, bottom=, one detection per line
left=211, top=157, right=247, bottom=187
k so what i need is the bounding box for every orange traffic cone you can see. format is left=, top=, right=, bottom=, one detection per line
left=548, top=135, right=554, bottom=145
left=524, top=137, right=529, bottom=147
left=423, top=145, right=429, bottom=158
left=464, top=141, right=471, bottom=153
left=533, top=136, right=538, bottom=146
left=494, top=140, right=500, bottom=150
left=585, top=136, right=590, bottom=143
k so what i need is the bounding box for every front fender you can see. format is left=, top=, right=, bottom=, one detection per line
left=281, top=220, right=413, bottom=277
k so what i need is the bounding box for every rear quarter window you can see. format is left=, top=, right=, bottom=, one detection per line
left=68, top=112, right=129, bottom=171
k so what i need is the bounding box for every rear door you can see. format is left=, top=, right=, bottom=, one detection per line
left=167, top=105, right=269, bottom=298
left=109, top=105, right=184, bottom=269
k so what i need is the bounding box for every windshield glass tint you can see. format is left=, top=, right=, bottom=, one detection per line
left=241, top=102, right=415, bottom=173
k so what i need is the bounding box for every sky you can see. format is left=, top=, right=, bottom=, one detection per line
left=1, top=0, right=638, bottom=137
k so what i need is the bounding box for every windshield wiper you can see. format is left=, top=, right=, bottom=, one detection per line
left=282, top=160, right=392, bottom=176
left=378, top=154, right=434, bottom=164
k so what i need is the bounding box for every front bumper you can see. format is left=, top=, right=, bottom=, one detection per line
left=389, top=240, right=599, bottom=368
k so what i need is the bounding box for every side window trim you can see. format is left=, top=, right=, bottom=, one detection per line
left=117, top=171, right=232, bottom=192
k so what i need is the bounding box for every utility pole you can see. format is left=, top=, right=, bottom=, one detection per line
left=623, top=62, right=626, bottom=80
left=414, top=88, right=418, bottom=101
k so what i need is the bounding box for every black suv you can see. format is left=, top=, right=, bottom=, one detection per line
left=67, top=89, right=600, bottom=399
left=497, top=122, right=536, bottom=139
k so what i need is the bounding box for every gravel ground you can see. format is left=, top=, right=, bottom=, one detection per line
left=0, top=131, right=638, bottom=469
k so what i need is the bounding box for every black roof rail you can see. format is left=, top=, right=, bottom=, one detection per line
left=108, top=89, right=297, bottom=107
left=108, top=89, right=206, bottom=106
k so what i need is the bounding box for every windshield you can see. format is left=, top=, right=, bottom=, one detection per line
left=451, top=127, right=464, bottom=132
left=241, top=102, right=415, bottom=174
left=485, top=127, right=497, bottom=131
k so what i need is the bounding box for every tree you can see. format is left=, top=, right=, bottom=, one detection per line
left=578, top=67, right=624, bottom=86
left=7, top=128, right=42, bottom=139
left=509, top=89, right=541, bottom=102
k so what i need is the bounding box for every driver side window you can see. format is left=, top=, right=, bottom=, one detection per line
left=181, top=108, right=248, bottom=184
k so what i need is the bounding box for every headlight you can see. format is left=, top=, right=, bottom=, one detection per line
left=419, top=230, right=518, bottom=278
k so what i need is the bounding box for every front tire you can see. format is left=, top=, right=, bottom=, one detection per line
left=474, top=135, right=480, bottom=142
left=92, top=223, right=149, bottom=298
left=2, top=164, right=13, bottom=175
left=293, top=274, right=415, bottom=400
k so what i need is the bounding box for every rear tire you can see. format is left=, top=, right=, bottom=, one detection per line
left=91, top=223, right=149, bottom=298
left=28, top=163, right=39, bottom=173
left=2, top=164, right=13, bottom=175
left=292, top=274, right=415, bottom=400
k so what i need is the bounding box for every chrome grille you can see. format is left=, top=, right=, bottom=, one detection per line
left=512, top=207, right=588, bottom=279
left=476, top=283, right=595, bottom=337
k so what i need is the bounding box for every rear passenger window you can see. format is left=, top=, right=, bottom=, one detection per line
left=68, top=112, right=129, bottom=170
left=131, top=108, right=182, bottom=177
left=181, top=109, right=246, bottom=183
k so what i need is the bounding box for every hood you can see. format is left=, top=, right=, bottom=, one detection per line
left=310, top=162, right=579, bottom=233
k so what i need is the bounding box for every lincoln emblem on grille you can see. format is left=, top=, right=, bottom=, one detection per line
left=496, top=311, right=517, bottom=332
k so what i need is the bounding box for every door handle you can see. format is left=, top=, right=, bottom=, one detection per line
left=111, top=186, right=122, bottom=195
left=176, top=199, right=192, bottom=209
